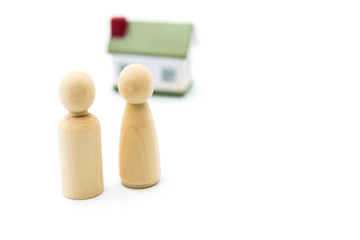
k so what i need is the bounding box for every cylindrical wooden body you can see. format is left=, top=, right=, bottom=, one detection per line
left=58, top=113, right=104, bottom=199
left=119, top=103, right=160, bottom=188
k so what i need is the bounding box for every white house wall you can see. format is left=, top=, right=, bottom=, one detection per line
left=112, top=54, right=191, bottom=93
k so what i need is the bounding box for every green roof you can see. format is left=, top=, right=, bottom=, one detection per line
left=108, top=22, right=193, bottom=58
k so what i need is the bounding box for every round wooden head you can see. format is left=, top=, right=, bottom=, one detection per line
left=118, top=64, right=154, bottom=104
left=59, top=71, right=95, bottom=115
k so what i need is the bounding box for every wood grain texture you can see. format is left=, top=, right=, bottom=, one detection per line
left=118, top=64, right=160, bottom=188
left=58, top=71, right=104, bottom=199
left=58, top=114, right=104, bottom=199
left=119, top=103, right=160, bottom=188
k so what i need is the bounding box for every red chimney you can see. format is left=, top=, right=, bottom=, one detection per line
left=111, top=17, right=128, bottom=37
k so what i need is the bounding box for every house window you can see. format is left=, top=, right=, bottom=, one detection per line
left=162, top=68, right=176, bottom=82
left=119, top=64, right=128, bottom=73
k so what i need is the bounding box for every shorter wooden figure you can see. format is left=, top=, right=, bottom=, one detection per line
left=118, top=64, right=161, bottom=188
left=58, top=71, right=104, bottom=199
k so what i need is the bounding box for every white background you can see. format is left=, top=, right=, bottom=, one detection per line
left=0, top=0, right=359, bottom=239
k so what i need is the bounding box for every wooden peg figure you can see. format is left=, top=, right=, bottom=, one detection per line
left=58, top=71, right=104, bottom=199
left=118, top=64, right=161, bottom=188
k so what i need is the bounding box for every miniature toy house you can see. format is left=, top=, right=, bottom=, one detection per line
left=108, top=17, right=194, bottom=96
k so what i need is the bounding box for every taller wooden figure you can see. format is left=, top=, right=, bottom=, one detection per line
left=118, top=64, right=161, bottom=188
left=58, top=72, right=104, bottom=199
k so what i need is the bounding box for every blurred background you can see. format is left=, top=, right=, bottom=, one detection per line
left=0, top=0, right=360, bottom=239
